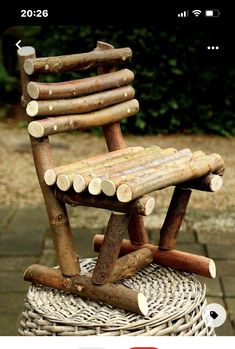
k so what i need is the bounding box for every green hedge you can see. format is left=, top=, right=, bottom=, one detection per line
left=1, top=25, right=234, bottom=135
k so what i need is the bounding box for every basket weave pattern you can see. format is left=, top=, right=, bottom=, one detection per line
left=19, top=259, right=215, bottom=336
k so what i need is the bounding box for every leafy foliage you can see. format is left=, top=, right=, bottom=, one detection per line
left=0, top=25, right=234, bottom=135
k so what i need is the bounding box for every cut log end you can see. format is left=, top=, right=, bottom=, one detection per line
left=57, top=174, right=71, bottom=191
left=138, top=293, right=148, bottom=316
left=209, top=259, right=216, bottom=278
left=210, top=175, right=223, bottom=192
left=24, top=58, right=35, bottom=75
left=44, top=169, right=56, bottom=186
left=27, top=82, right=40, bottom=99
left=145, top=197, right=155, bottom=216
left=17, top=46, right=35, bottom=57
left=73, top=175, right=86, bottom=193
left=28, top=121, right=44, bottom=138
left=88, top=178, right=102, bottom=195
left=26, top=101, right=39, bottom=117
left=101, top=179, right=116, bottom=197
left=117, top=184, right=133, bottom=203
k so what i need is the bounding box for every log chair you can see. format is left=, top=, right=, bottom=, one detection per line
left=18, top=41, right=224, bottom=315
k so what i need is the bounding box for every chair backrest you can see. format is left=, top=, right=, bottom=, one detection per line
left=18, top=41, right=138, bottom=148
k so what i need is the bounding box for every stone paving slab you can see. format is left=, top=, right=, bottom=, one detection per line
left=197, top=276, right=223, bottom=297
left=0, top=292, right=26, bottom=314
left=225, top=298, right=235, bottom=321
left=39, top=249, right=56, bottom=267
left=207, top=244, right=235, bottom=259
left=193, top=212, right=235, bottom=245
left=176, top=243, right=206, bottom=255
left=72, top=228, right=101, bottom=259
left=176, top=230, right=196, bottom=243
left=149, top=229, right=196, bottom=245
left=0, top=206, right=16, bottom=230
left=214, top=260, right=235, bottom=276
left=0, top=206, right=48, bottom=256
left=0, top=256, right=38, bottom=272
left=0, top=314, right=20, bottom=336
left=0, top=271, right=28, bottom=293
left=221, top=276, right=235, bottom=297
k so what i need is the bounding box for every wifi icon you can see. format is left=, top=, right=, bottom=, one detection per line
left=192, top=9, right=202, bottom=17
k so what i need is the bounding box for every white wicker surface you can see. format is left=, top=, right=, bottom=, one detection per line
left=19, top=258, right=215, bottom=336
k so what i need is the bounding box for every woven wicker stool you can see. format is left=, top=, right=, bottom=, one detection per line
left=19, top=258, right=215, bottom=336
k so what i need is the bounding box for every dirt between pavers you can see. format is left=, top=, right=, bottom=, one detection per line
left=0, top=122, right=234, bottom=210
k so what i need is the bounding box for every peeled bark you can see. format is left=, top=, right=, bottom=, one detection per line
left=101, top=148, right=192, bottom=196
left=57, top=146, right=160, bottom=191
left=93, top=235, right=216, bottom=279
left=23, top=47, right=132, bottom=75
left=117, top=153, right=225, bottom=202
left=73, top=146, right=171, bottom=193
left=27, top=68, right=134, bottom=99
left=44, top=146, right=143, bottom=186
left=28, top=99, right=139, bottom=138
left=26, top=86, right=135, bottom=117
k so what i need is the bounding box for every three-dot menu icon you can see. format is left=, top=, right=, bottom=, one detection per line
left=207, top=46, right=220, bottom=50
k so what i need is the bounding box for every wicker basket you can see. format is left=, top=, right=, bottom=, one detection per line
left=19, top=258, right=215, bottom=336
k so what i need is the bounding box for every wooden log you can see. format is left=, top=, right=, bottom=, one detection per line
left=18, top=47, right=79, bottom=277
left=96, top=41, right=148, bottom=246
left=92, top=212, right=129, bottom=285
left=117, top=153, right=225, bottom=202
left=101, top=148, right=192, bottom=197
left=44, top=146, right=143, bottom=186
left=24, top=264, right=148, bottom=316
left=107, top=248, right=153, bottom=282
left=178, top=174, right=223, bottom=192
left=55, top=189, right=155, bottom=216
left=73, top=146, right=173, bottom=193
left=58, top=145, right=160, bottom=191
left=29, top=137, right=80, bottom=276
left=23, top=47, right=132, bottom=75
left=26, top=86, right=135, bottom=117
left=28, top=99, right=139, bottom=138
left=93, top=235, right=216, bottom=279
left=128, top=214, right=149, bottom=245
left=159, top=187, right=192, bottom=250
left=27, top=69, right=134, bottom=100
left=17, top=47, right=35, bottom=106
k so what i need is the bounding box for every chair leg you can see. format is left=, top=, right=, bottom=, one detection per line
left=92, top=212, right=129, bottom=285
left=128, top=214, right=149, bottom=245
left=159, top=187, right=192, bottom=250
left=30, top=136, right=80, bottom=276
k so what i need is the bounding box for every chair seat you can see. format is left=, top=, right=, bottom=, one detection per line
left=48, top=146, right=224, bottom=204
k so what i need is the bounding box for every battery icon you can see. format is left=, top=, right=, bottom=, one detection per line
left=205, top=9, right=220, bottom=17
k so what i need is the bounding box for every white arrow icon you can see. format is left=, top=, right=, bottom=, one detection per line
left=15, top=40, right=22, bottom=49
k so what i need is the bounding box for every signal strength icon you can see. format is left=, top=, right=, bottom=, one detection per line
left=192, top=9, right=202, bottom=17
left=178, top=10, right=188, bottom=17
